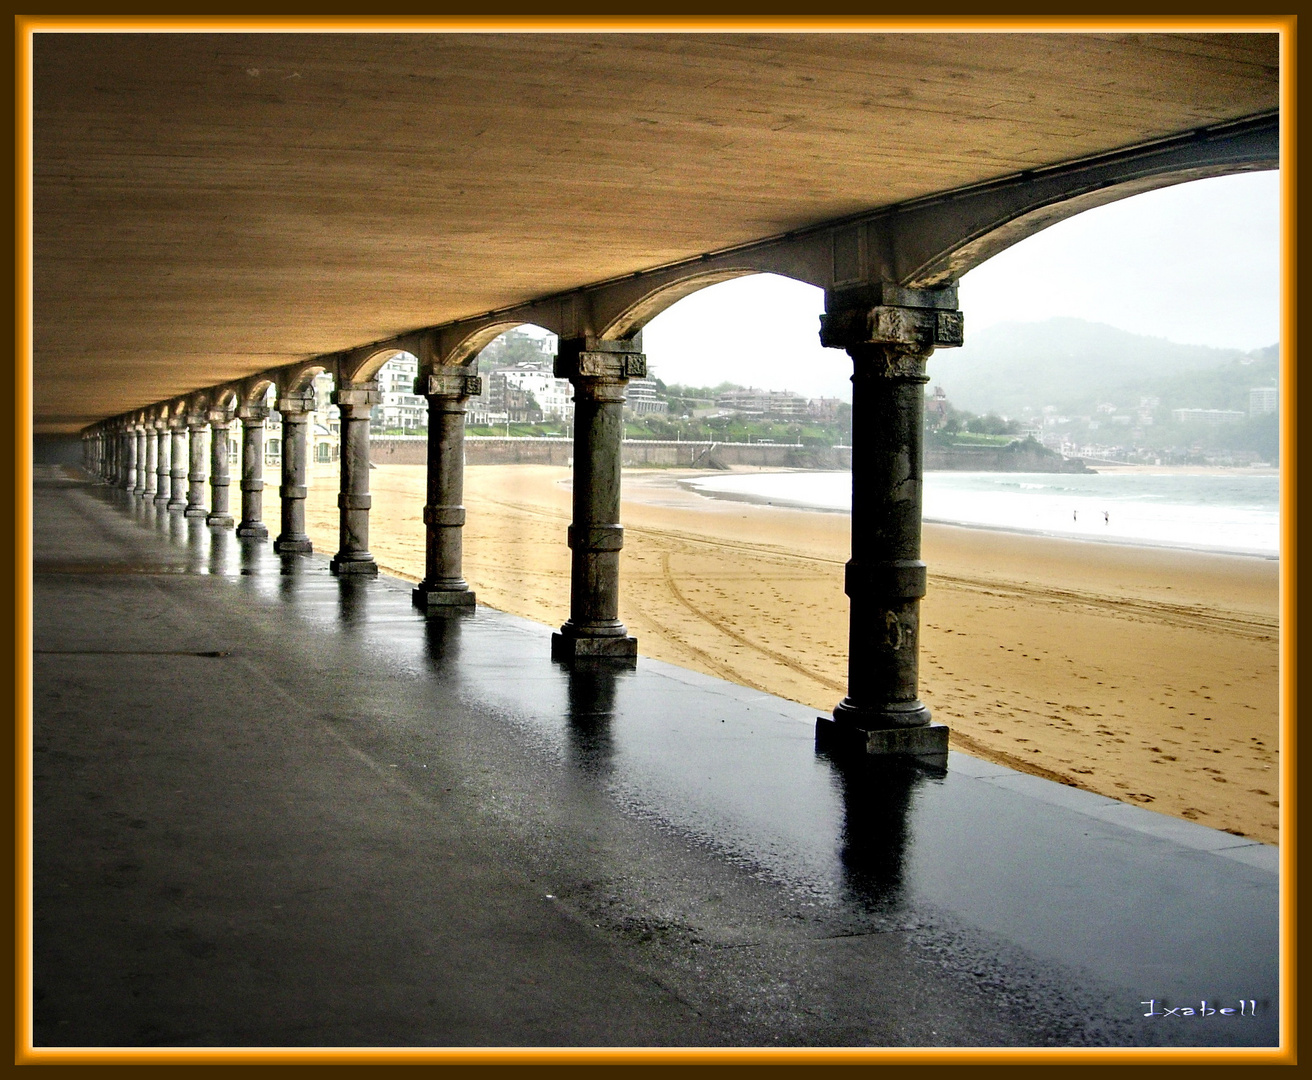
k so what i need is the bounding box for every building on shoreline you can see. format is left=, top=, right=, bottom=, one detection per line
left=1171, top=408, right=1247, bottom=425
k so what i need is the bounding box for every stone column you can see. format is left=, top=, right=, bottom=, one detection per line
left=168, top=422, right=189, bottom=510
left=273, top=388, right=315, bottom=554
left=140, top=424, right=158, bottom=499
left=814, top=285, right=963, bottom=757
left=135, top=427, right=150, bottom=495
left=206, top=405, right=236, bottom=527
left=330, top=382, right=383, bottom=576
left=550, top=337, right=643, bottom=662
left=154, top=423, right=171, bottom=505
left=184, top=411, right=209, bottom=517
left=235, top=404, right=269, bottom=538
left=121, top=428, right=137, bottom=491
left=412, top=369, right=482, bottom=610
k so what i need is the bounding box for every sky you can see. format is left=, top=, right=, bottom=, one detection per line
left=628, top=171, right=1281, bottom=402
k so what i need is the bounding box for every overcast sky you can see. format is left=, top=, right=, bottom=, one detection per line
left=634, top=171, right=1281, bottom=400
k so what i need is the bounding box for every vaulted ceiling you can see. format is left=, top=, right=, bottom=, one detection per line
left=31, top=31, right=1280, bottom=431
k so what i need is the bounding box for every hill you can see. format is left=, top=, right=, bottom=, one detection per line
left=927, top=318, right=1274, bottom=417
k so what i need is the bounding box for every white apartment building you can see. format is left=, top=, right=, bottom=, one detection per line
left=1249, top=386, right=1278, bottom=416
left=626, top=377, right=668, bottom=416
left=372, top=353, right=428, bottom=431
left=496, top=368, right=574, bottom=421
left=1171, top=408, right=1246, bottom=425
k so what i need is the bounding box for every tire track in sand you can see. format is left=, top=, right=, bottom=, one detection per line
left=657, top=548, right=846, bottom=695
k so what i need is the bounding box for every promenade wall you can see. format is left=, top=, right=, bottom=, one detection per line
left=371, top=436, right=1088, bottom=473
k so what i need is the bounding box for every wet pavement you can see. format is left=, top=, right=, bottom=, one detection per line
left=30, top=468, right=1281, bottom=1048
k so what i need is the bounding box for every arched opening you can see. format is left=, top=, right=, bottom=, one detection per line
left=465, top=325, right=564, bottom=438
left=638, top=272, right=851, bottom=449
left=367, top=352, right=423, bottom=436
left=936, top=170, right=1280, bottom=473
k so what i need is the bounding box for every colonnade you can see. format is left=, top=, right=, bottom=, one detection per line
left=81, top=284, right=963, bottom=758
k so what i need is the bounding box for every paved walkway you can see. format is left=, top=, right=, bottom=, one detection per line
left=30, top=468, right=1279, bottom=1048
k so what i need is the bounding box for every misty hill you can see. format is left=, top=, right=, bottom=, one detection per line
left=927, top=318, right=1276, bottom=418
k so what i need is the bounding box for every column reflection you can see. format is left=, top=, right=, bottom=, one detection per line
left=207, top=526, right=234, bottom=576
left=563, top=663, right=620, bottom=779
left=184, top=516, right=208, bottom=573
left=422, top=612, right=464, bottom=684
left=824, top=754, right=946, bottom=913
left=335, top=577, right=370, bottom=628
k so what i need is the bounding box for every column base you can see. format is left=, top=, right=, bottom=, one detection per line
left=206, top=513, right=235, bottom=528
left=167, top=500, right=188, bottom=512
left=413, top=585, right=476, bottom=610
left=183, top=506, right=208, bottom=518
left=236, top=522, right=269, bottom=539
left=153, top=493, right=170, bottom=506
left=551, top=631, right=638, bottom=664
left=273, top=536, right=312, bottom=554
left=331, top=554, right=379, bottom=576
left=815, top=717, right=949, bottom=760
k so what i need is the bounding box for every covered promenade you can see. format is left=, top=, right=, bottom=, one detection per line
left=28, top=27, right=1285, bottom=1051
left=33, top=465, right=1277, bottom=1047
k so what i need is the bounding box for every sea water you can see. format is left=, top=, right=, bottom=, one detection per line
left=681, top=470, right=1280, bottom=558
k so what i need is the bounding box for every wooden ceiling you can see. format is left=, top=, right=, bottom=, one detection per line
left=31, top=32, right=1279, bottom=431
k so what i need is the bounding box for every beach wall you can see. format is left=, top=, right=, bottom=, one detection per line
left=370, top=436, right=853, bottom=469
left=372, top=435, right=1088, bottom=472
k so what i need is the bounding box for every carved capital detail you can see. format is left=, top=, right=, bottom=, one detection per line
left=332, top=383, right=383, bottom=408
left=276, top=389, right=316, bottom=416
left=554, top=338, right=646, bottom=381
left=820, top=303, right=964, bottom=353
left=418, top=371, right=482, bottom=398
left=237, top=404, right=270, bottom=423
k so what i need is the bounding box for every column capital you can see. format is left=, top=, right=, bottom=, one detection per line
left=820, top=303, right=964, bottom=354
left=332, top=382, right=383, bottom=419
left=553, top=337, right=646, bottom=382
left=276, top=389, right=316, bottom=416
left=236, top=404, right=270, bottom=423
left=207, top=406, right=235, bottom=427
left=185, top=410, right=208, bottom=431
left=416, top=370, right=482, bottom=398
left=331, top=381, right=382, bottom=407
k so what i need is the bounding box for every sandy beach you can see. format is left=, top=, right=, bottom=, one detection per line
left=303, top=462, right=1281, bottom=844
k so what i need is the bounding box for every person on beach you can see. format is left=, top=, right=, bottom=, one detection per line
left=1104, top=510, right=1110, bottom=525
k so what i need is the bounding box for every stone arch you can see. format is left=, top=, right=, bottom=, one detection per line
left=239, top=376, right=277, bottom=407
left=277, top=362, right=328, bottom=398
left=183, top=389, right=211, bottom=418
left=597, top=268, right=763, bottom=340
left=893, top=163, right=1277, bottom=289
left=340, top=347, right=411, bottom=385
left=439, top=321, right=534, bottom=370
left=211, top=385, right=239, bottom=412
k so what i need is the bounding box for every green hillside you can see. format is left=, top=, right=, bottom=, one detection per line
left=928, top=318, right=1272, bottom=417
